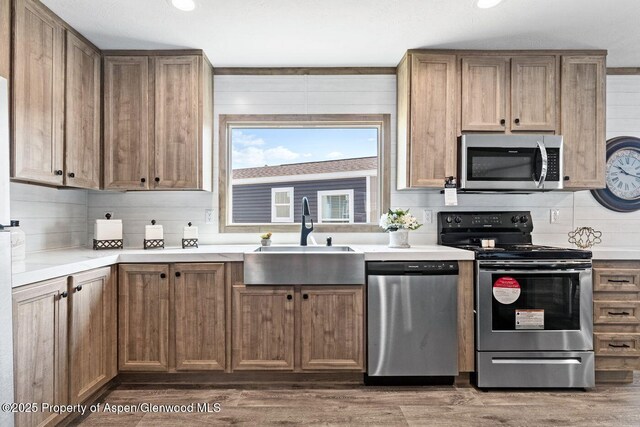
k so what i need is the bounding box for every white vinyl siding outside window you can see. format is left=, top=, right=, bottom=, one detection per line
left=317, top=190, right=354, bottom=224
left=271, top=187, right=294, bottom=222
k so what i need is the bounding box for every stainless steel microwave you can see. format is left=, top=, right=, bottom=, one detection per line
left=459, top=134, right=563, bottom=191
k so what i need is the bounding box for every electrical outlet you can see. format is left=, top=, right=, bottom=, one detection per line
left=103, top=211, right=114, bottom=219
left=550, top=209, right=560, bottom=224
left=423, top=209, right=433, bottom=224
left=205, top=209, right=214, bottom=224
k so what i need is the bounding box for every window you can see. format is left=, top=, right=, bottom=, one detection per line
left=220, top=114, right=390, bottom=232
left=317, top=190, right=354, bottom=223
left=271, top=187, right=294, bottom=222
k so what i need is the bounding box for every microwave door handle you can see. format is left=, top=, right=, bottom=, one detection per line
left=533, top=140, right=548, bottom=188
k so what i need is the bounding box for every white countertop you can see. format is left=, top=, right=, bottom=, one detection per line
left=590, top=247, right=640, bottom=261
left=11, top=244, right=475, bottom=288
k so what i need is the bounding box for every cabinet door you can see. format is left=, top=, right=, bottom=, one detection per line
left=173, top=263, right=225, bottom=371
left=300, top=286, right=364, bottom=371
left=12, top=0, right=64, bottom=185
left=13, top=277, right=68, bottom=427
left=65, top=32, right=101, bottom=189
left=154, top=56, right=200, bottom=189
left=68, top=267, right=116, bottom=404
left=408, top=53, right=457, bottom=187
left=461, top=56, right=509, bottom=131
left=118, top=264, right=169, bottom=371
left=511, top=56, right=556, bottom=131
left=0, top=0, right=9, bottom=79
left=561, top=56, right=606, bottom=189
left=232, top=286, right=295, bottom=370
left=103, top=56, right=150, bottom=190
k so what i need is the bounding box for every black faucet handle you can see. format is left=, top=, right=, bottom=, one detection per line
left=326, top=237, right=332, bottom=246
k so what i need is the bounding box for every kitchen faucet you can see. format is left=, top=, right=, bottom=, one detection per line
left=300, top=196, right=314, bottom=246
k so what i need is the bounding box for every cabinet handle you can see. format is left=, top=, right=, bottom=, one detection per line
left=303, top=294, right=309, bottom=300
left=60, top=291, right=68, bottom=299
left=500, top=119, right=506, bottom=125
left=609, top=343, right=631, bottom=348
left=160, top=273, right=166, bottom=279
left=55, top=170, right=63, bottom=176
left=68, top=172, right=75, bottom=178
left=514, top=118, right=520, bottom=125
left=608, top=279, right=631, bottom=283
left=140, top=178, right=146, bottom=183
left=175, top=272, right=181, bottom=277
left=564, top=176, right=570, bottom=181
left=286, top=295, right=292, bottom=300
left=74, top=285, right=83, bottom=292
left=155, top=177, right=160, bottom=183
left=608, top=311, right=630, bottom=316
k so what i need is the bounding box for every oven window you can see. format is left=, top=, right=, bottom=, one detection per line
left=492, top=273, right=581, bottom=331
left=468, top=148, right=535, bottom=181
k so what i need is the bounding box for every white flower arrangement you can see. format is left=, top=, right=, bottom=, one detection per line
left=379, top=208, right=422, bottom=232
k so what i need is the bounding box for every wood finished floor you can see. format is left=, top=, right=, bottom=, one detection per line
left=73, top=375, right=640, bottom=426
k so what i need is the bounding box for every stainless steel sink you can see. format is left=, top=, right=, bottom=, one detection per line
left=243, top=246, right=365, bottom=285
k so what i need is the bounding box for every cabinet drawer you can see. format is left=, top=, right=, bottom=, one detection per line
left=594, top=269, right=640, bottom=292
left=594, top=301, right=640, bottom=325
left=595, top=356, right=640, bottom=371
left=594, top=333, right=640, bottom=356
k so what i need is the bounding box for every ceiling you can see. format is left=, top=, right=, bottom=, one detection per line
left=42, top=0, right=640, bottom=67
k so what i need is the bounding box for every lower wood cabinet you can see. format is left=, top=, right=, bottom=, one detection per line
left=593, top=261, right=640, bottom=383
left=12, top=266, right=116, bottom=427
left=231, top=281, right=365, bottom=372
left=118, top=263, right=226, bottom=372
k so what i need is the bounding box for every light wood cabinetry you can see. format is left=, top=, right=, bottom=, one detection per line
left=103, top=56, right=150, bottom=190
left=173, top=263, right=226, bottom=371
left=11, top=0, right=65, bottom=185
left=593, top=261, right=640, bottom=383
left=64, top=32, right=101, bottom=189
left=68, top=267, right=116, bottom=404
left=118, top=264, right=170, bottom=372
left=13, top=277, right=68, bottom=427
left=232, top=286, right=295, bottom=371
left=396, top=52, right=457, bottom=189
left=457, top=261, right=475, bottom=373
left=300, top=287, right=364, bottom=371
left=561, top=56, right=606, bottom=189
left=0, top=0, right=9, bottom=79
left=103, top=52, right=213, bottom=191
left=461, top=55, right=556, bottom=132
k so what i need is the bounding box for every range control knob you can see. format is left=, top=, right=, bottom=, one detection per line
left=454, top=216, right=462, bottom=224
left=520, top=215, right=529, bottom=224
left=446, top=216, right=453, bottom=224
left=511, top=216, right=519, bottom=223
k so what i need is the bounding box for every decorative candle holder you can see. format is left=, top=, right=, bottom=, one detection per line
left=144, top=219, right=164, bottom=250
left=93, top=213, right=123, bottom=250
left=182, top=222, right=198, bottom=249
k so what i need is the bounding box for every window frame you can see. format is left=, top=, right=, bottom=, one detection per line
left=317, top=189, right=355, bottom=224
left=219, top=114, right=391, bottom=233
left=271, top=187, right=294, bottom=223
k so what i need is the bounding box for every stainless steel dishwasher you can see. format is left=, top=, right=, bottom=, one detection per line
left=367, top=261, right=459, bottom=378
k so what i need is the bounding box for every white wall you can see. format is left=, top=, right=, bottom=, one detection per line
left=25, top=73, right=640, bottom=250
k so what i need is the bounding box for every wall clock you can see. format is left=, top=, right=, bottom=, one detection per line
left=591, top=136, right=640, bottom=212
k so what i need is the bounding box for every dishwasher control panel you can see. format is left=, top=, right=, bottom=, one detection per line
left=367, top=261, right=459, bottom=275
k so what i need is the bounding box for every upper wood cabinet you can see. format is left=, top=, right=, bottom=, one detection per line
left=561, top=55, right=606, bottom=189
left=0, top=0, right=9, bottom=79
left=397, top=52, right=457, bottom=189
left=65, top=32, right=101, bottom=189
left=68, top=267, right=116, bottom=404
left=461, top=55, right=557, bottom=132
left=11, top=0, right=65, bottom=185
left=103, top=52, right=213, bottom=191
left=13, top=276, right=68, bottom=427
left=103, top=56, right=150, bottom=190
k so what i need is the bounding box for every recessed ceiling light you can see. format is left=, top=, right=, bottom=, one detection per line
left=170, top=0, right=196, bottom=12
left=477, top=0, right=503, bottom=8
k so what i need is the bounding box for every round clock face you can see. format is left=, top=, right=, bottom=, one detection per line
left=606, top=148, right=640, bottom=200
left=591, top=137, right=640, bottom=212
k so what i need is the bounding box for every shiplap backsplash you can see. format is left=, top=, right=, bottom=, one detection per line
left=10, top=182, right=88, bottom=253
left=16, top=74, right=640, bottom=251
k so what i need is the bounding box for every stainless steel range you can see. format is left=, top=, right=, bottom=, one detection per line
left=438, top=211, right=595, bottom=389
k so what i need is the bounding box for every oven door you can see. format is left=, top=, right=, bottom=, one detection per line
left=477, top=261, right=593, bottom=352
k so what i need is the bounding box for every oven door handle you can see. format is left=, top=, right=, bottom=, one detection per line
left=480, top=262, right=591, bottom=272
left=533, top=139, right=548, bottom=188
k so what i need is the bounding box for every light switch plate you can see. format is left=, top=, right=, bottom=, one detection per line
left=550, top=209, right=560, bottom=224
left=205, top=209, right=214, bottom=224
left=423, top=209, right=433, bottom=224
